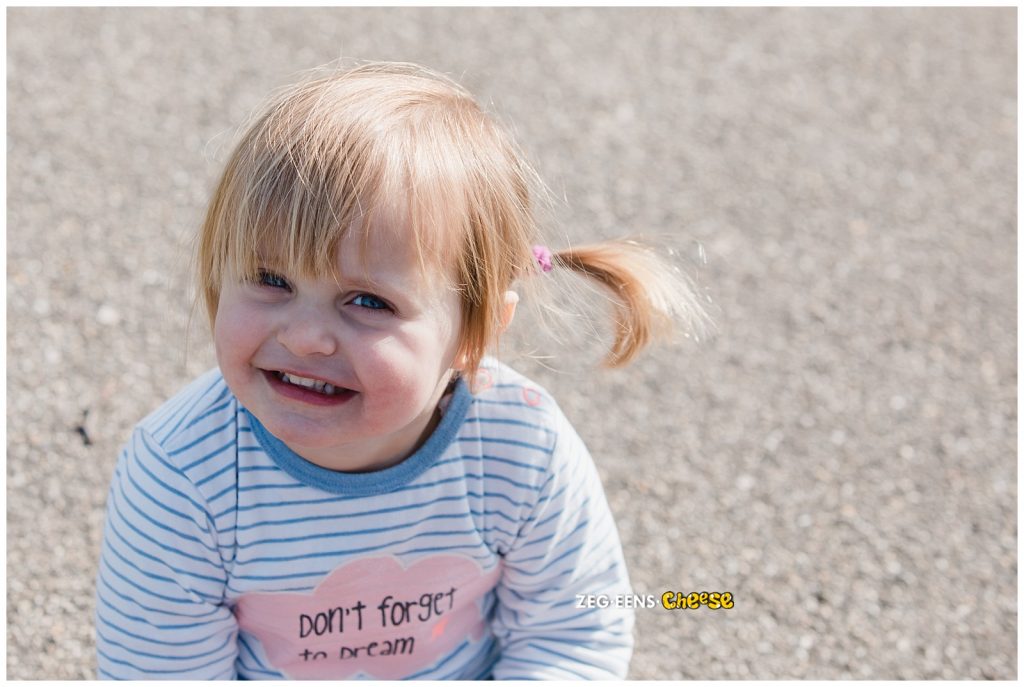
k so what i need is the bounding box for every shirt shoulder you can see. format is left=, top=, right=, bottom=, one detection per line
left=130, top=367, right=240, bottom=488
left=458, top=358, right=575, bottom=480
left=136, top=367, right=232, bottom=437
left=469, top=358, right=560, bottom=419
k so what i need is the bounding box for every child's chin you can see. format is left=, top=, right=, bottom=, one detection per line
left=265, top=417, right=342, bottom=447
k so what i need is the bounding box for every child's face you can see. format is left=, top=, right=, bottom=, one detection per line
left=213, top=224, right=464, bottom=473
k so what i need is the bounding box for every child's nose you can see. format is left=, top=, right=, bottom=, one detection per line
left=276, top=308, right=338, bottom=357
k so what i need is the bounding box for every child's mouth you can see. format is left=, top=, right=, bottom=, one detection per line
left=275, top=371, right=345, bottom=395
left=263, top=369, right=356, bottom=406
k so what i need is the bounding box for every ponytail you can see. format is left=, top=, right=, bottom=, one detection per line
left=551, top=239, right=712, bottom=367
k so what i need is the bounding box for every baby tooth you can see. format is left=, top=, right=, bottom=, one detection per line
left=278, top=372, right=339, bottom=393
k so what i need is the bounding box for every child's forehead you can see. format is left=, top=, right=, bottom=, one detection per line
left=337, top=227, right=434, bottom=288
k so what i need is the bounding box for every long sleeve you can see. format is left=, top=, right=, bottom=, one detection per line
left=95, top=427, right=238, bottom=679
left=489, top=413, right=635, bottom=679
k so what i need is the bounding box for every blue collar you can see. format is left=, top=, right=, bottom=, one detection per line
left=245, top=375, right=471, bottom=496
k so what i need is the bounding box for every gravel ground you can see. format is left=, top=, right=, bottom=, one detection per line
left=7, top=7, right=1016, bottom=680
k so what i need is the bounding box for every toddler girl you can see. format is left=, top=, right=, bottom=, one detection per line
left=95, top=61, right=709, bottom=679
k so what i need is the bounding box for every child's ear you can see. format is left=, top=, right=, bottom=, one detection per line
left=451, top=291, right=519, bottom=373
left=500, top=290, right=519, bottom=333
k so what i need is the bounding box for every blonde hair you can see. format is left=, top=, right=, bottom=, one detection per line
left=197, top=61, right=711, bottom=377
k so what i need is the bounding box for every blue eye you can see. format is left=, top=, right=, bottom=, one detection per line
left=351, top=293, right=390, bottom=311
left=257, top=270, right=290, bottom=290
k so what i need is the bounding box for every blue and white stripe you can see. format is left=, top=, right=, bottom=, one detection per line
left=96, top=359, right=634, bottom=679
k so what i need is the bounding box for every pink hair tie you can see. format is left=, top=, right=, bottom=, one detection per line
left=532, top=245, right=553, bottom=273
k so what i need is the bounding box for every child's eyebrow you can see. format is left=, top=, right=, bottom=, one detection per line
left=335, top=268, right=425, bottom=297
left=334, top=272, right=393, bottom=292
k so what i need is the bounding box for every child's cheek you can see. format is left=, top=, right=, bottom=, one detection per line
left=214, top=298, right=268, bottom=365
left=361, top=348, right=416, bottom=394
left=359, top=340, right=435, bottom=405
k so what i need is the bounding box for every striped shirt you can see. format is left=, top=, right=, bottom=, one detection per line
left=95, top=359, right=634, bottom=679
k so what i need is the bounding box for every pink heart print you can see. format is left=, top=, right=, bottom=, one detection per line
left=234, top=554, right=502, bottom=679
